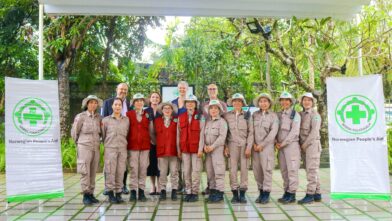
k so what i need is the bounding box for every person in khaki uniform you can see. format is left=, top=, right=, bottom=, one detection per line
left=155, top=102, right=180, bottom=201
left=102, top=98, right=130, bottom=204
left=223, top=93, right=253, bottom=204
left=126, top=93, right=154, bottom=202
left=276, top=92, right=301, bottom=204
left=71, top=95, right=103, bottom=206
left=298, top=93, right=322, bottom=204
left=200, top=100, right=228, bottom=203
left=201, top=84, right=228, bottom=195
left=178, top=95, right=204, bottom=202
left=251, top=93, right=279, bottom=204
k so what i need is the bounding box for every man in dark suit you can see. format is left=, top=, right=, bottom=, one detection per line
left=102, top=82, right=131, bottom=195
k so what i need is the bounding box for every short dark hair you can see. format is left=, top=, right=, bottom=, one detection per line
left=113, top=98, right=123, bottom=106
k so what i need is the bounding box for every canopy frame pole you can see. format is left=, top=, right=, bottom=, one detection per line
left=39, top=4, right=44, bottom=80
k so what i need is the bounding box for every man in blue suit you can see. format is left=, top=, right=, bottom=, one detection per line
left=102, top=82, right=131, bottom=195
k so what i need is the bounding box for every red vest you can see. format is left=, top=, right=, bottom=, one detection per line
left=155, top=116, right=178, bottom=157
left=127, top=110, right=151, bottom=151
left=179, top=112, right=200, bottom=153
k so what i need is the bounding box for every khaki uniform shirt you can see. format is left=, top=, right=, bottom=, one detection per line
left=299, top=109, right=321, bottom=149
left=277, top=108, right=301, bottom=147
left=71, top=111, right=102, bottom=149
left=223, top=110, right=253, bottom=150
left=199, top=116, right=228, bottom=152
left=251, top=110, right=279, bottom=148
left=101, top=114, right=130, bottom=148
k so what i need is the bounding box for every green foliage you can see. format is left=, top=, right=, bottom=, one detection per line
left=61, top=139, right=77, bottom=170
left=60, top=139, right=104, bottom=171
left=0, top=142, right=4, bottom=172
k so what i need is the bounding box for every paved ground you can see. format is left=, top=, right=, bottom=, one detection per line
left=0, top=169, right=391, bottom=221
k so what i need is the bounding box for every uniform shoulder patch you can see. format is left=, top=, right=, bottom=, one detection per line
left=313, top=114, right=321, bottom=121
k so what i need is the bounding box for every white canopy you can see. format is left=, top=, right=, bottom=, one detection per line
left=39, top=0, right=370, bottom=20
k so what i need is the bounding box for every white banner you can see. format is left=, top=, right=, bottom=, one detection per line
left=327, top=75, right=390, bottom=200
left=5, top=77, right=64, bottom=202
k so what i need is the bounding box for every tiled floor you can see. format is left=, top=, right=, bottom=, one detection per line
left=0, top=169, right=391, bottom=220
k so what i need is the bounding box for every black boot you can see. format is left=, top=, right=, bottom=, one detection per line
left=88, top=194, right=99, bottom=204
left=129, top=190, right=137, bottom=202
left=206, top=189, right=216, bottom=202
left=278, top=191, right=289, bottom=203
left=209, top=191, right=224, bottom=203
left=188, top=194, right=199, bottom=202
left=103, top=189, right=108, bottom=196
left=83, top=193, right=94, bottom=205
left=298, top=194, right=315, bottom=204
left=239, top=190, right=247, bottom=203
left=108, top=191, right=119, bottom=204
left=116, top=192, right=124, bottom=203
left=171, top=189, right=178, bottom=201
left=260, top=191, right=270, bottom=204
left=281, top=192, right=296, bottom=204
left=314, top=193, right=322, bottom=202
left=255, top=190, right=263, bottom=203
left=159, top=190, right=167, bottom=200
left=184, top=194, right=191, bottom=202
left=138, top=188, right=147, bottom=202
left=231, top=189, right=239, bottom=204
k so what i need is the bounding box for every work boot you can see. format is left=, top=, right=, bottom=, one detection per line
left=281, top=192, right=296, bottom=204
left=231, top=189, right=240, bottom=204
left=129, top=190, right=137, bottom=202
left=116, top=192, right=124, bottom=203
left=108, top=191, right=119, bottom=204
left=188, top=194, right=199, bottom=202
left=103, top=189, right=108, bottom=196
left=278, top=191, right=289, bottom=203
left=260, top=191, right=270, bottom=204
left=209, top=191, right=224, bottom=203
left=239, top=190, right=247, bottom=203
left=255, top=190, right=263, bottom=203
left=83, top=193, right=94, bottom=206
left=298, top=194, right=315, bottom=204
left=88, top=194, right=99, bottom=204
left=138, top=188, right=147, bottom=202
left=184, top=194, right=191, bottom=202
left=159, top=190, right=167, bottom=201
left=314, top=193, right=322, bottom=202
left=206, top=189, right=216, bottom=202
left=171, top=189, right=178, bottom=201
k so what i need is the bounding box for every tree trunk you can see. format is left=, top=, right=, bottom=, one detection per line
left=265, top=51, right=272, bottom=93
left=57, top=59, right=71, bottom=140
left=102, top=17, right=117, bottom=98
left=308, top=34, right=315, bottom=88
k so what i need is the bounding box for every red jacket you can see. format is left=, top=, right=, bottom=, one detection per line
left=178, top=112, right=201, bottom=153
left=155, top=116, right=177, bottom=157
left=127, top=110, right=151, bottom=151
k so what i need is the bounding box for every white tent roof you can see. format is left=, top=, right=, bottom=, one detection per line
left=39, top=0, right=370, bottom=20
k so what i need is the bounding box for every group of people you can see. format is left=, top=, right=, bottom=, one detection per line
left=71, top=81, right=322, bottom=206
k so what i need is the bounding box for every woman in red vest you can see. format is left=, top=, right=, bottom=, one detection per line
left=178, top=94, right=204, bottom=202
left=126, top=93, right=154, bottom=202
left=155, top=102, right=179, bottom=201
